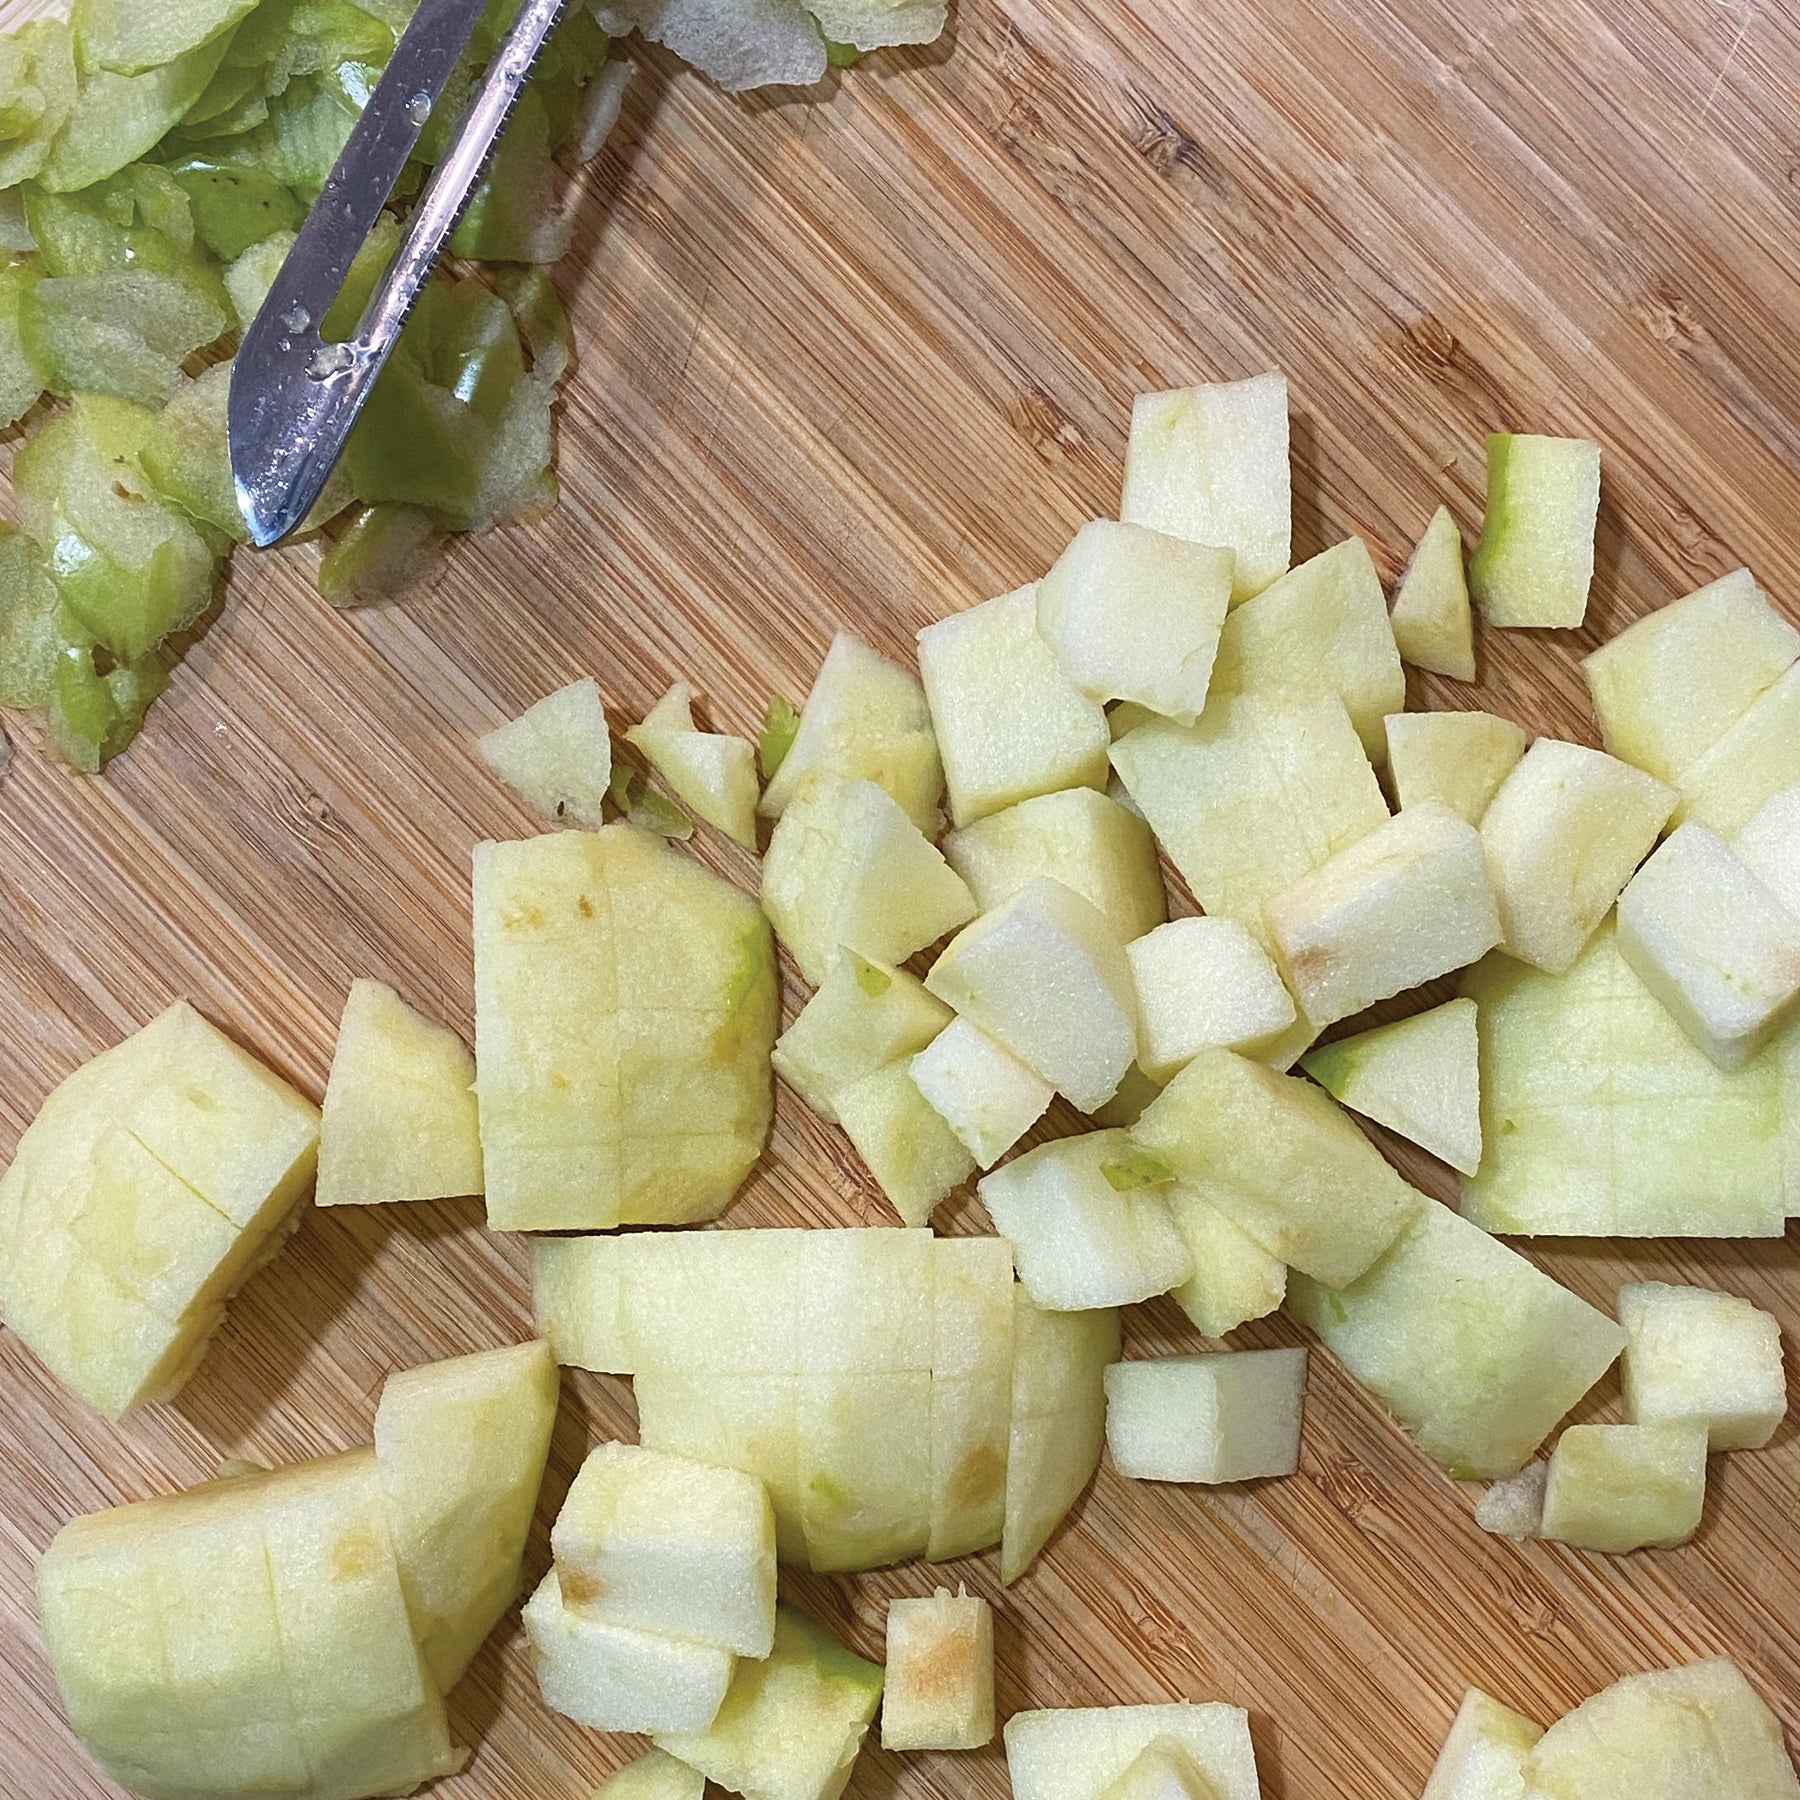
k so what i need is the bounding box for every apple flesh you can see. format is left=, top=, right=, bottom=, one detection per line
left=1162, top=1179, right=1287, bottom=1338
left=475, top=675, right=612, bottom=828
left=1126, top=915, right=1298, bottom=1082
left=1384, top=709, right=1526, bottom=824
left=909, top=1016, right=1053, bottom=1168
left=1003, top=1702, right=1261, bottom=1800
left=1539, top=1422, right=1707, bottom=1554
left=1468, top=433, right=1600, bottom=628
left=833, top=1057, right=976, bottom=1226
left=881, top=1587, right=995, bottom=1752
left=1421, top=1688, right=1542, bottom=1800
left=1103, top=1348, right=1306, bottom=1484
left=1735, top=781, right=1800, bottom=922
left=927, top=1235, right=1016, bottom=1560
left=594, top=1750, right=706, bottom=1800
left=1674, top=659, right=1800, bottom=836
left=1099, top=1737, right=1225, bottom=1800
left=626, top=680, right=759, bottom=849
left=1390, top=505, right=1474, bottom=681
left=1619, top=1280, right=1786, bottom=1451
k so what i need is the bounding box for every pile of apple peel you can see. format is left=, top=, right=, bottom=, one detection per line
left=7, top=367, right=1800, bottom=1798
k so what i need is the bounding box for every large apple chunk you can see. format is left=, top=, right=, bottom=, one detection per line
left=1479, top=738, right=1676, bottom=972
left=1390, top=505, right=1474, bottom=681
left=1468, top=433, right=1600, bottom=628
left=1127, top=916, right=1297, bottom=1081
left=0, top=1000, right=319, bottom=1419
left=473, top=825, right=777, bottom=1230
left=476, top=676, right=612, bottom=828
left=1104, top=1349, right=1305, bottom=1484
left=1538, top=1422, right=1707, bottom=1553
left=1421, top=1689, right=1542, bottom=1800
left=910, top=1017, right=1053, bottom=1168
left=317, top=979, right=483, bottom=1207
left=1119, top=372, right=1291, bottom=604
left=1385, top=709, right=1526, bottom=824
left=626, top=681, right=759, bottom=849
left=1288, top=1200, right=1626, bottom=1477
left=1005, top=1702, right=1261, bottom=1800
left=1674, top=659, right=1800, bottom=835
left=918, top=584, right=1111, bottom=827
left=882, top=1587, right=995, bottom=1751
left=1619, top=1280, right=1786, bottom=1451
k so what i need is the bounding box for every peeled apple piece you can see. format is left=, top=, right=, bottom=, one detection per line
left=1736, top=782, right=1800, bottom=921
left=1538, top=1421, right=1706, bottom=1554
left=1384, top=709, right=1526, bottom=825
left=1421, top=1689, right=1543, bottom=1800
left=597, top=1751, right=707, bottom=1800
left=1127, top=915, right=1298, bottom=1082
left=626, top=680, right=760, bottom=848
left=830, top=1057, right=976, bottom=1226
left=1389, top=505, right=1475, bottom=681
left=1162, top=1179, right=1286, bottom=1339
left=882, top=1588, right=995, bottom=1752
left=1103, top=1348, right=1306, bottom=1485
left=1619, top=1279, right=1787, bottom=1451
left=1004, top=1702, right=1262, bottom=1800
left=1468, top=432, right=1600, bottom=629
left=909, top=1015, right=1052, bottom=1168
left=1674, top=659, right=1800, bottom=836
left=476, top=677, right=613, bottom=830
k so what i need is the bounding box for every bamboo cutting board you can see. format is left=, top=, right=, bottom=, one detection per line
left=1, top=0, right=1798, bottom=1794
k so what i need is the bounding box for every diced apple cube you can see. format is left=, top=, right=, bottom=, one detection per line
left=1104, top=1349, right=1305, bottom=1484
left=771, top=950, right=951, bottom=1124
left=830, top=1058, right=976, bottom=1226
left=1735, top=782, right=1800, bottom=922
left=1208, top=538, right=1405, bottom=762
left=1582, top=568, right=1800, bottom=783
left=1265, top=800, right=1501, bottom=1029
left=926, top=877, right=1138, bottom=1112
left=1132, top=1049, right=1422, bottom=1288
left=317, top=978, right=483, bottom=1207
left=1539, top=1422, right=1707, bottom=1553
left=594, top=1749, right=706, bottom=1800
left=1003, top=1289, right=1120, bottom=1584
left=1474, top=1462, right=1548, bottom=1541
left=1035, top=519, right=1232, bottom=724
left=1127, top=916, right=1297, bottom=1081
left=1100, top=1738, right=1225, bottom=1800
left=1675, top=659, right=1800, bottom=836
left=944, top=786, right=1167, bottom=943
left=1004, top=1702, right=1261, bottom=1800
left=910, top=1017, right=1052, bottom=1168
left=759, top=631, right=943, bottom=835
left=1619, top=1280, right=1786, bottom=1451
left=1617, top=822, right=1800, bottom=1069
left=881, top=1587, right=995, bottom=1751
left=654, top=1605, right=884, bottom=1800
left=523, top=1568, right=734, bottom=1735
left=1390, top=505, right=1474, bottom=681
left=1119, top=371, right=1291, bottom=605
left=1384, top=709, right=1527, bottom=825
left=1479, top=738, right=1677, bottom=972
left=1301, top=998, right=1481, bottom=1175
left=1287, top=1201, right=1626, bottom=1477
left=927, top=1235, right=1015, bottom=1561
left=476, top=676, right=612, bottom=828
left=1162, top=1180, right=1287, bottom=1337
left=979, top=1131, right=1191, bottom=1310
left=1468, top=433, right=1600, bottom=628
left=626, top=681, right=759, bottom=848
left=1110, top=693, right=1388, bottom=948
left=1421, top=1689, right=1543, bottom=1800
left=374, top=1340, right=560, bottom=1691
left=551, top=1442, right=776, bottom=1657
left=918, top=584, right=1111, bottom=828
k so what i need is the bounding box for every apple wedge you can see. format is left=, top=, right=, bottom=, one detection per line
left=1390, top=505, right=1474, bottom=681
left=1468, top=433, right=1600, bottom=628
left=626, top=680, right=759, bottom=849
left=476, top=676, right=612, bottom=828
left=1421, top=1689, right=1543, bottom=1800
left=1162, top=1179, right=1287, bottom=1338
left=1385, top=709, right=1526, bottom=824
left=832, top=1059, right=976, bottom=1226
left=909, top=1016, right=1053, bottom=1168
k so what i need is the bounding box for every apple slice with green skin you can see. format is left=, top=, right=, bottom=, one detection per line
left=1104, top=1349, right=1305, bottom=1484
left=1582, top=567, right=1798, bottom=784
left=1301, top=997, right=1482, bottom=1176
left=1421, top=1689, right=1542, bottom=1800
left=1675, top=659, right=1800, bottom=836
left=1004, top=1703, right=1261, bottom=1800
left=476, top=677, right=612, bottom=829
left=944, top=786, right=1167, bottom=944
left=374, top=1340, right=559, bottom=1693
left=882, top=1588, right=995, bottom=1751
left=1384, top=709, right=1526, bottom=824
left=761, top=770, right=975, bottom=985
left=759, top=631, right=943, bottom=835
left=626, top=680, right=760, bottom=849
left=1390, top=505, right=1475, bottom=681
left=1287, top=1200, right=1626, bottom=1478
left=1468, top=432, right=1600, bottom=628
left=832, top=1058, right=975, bottom=1227
left=927, top=1235, right=1014, bottom=1562
left=1522, top=1659, right=1800, bottom=1800
left=918, top=583, right=1111, bottom=829
left=654, top=1605, right=884, bottom=1800
left=1119, top=372, right=1290, bottom=606
left=1035, top=519, right=1232, bottom=725
left=909, top=1016, right=1053, bottom=1168
left=595, top=1750, right=706, bottom=1800
left=317, top=978, right=483, bottom=1207
left=1619, top=1281, right=1786, bottom=1451
left=1099, top=1738, right=1224, bottom=1800
left=1162, top=1179, right=1287, bottom=1338
left=1479, top=738, right=1676, bottom=973
left=1127, top=915, right=1297, bottom=1082
left=1735, top=782, right=1800, bottom=921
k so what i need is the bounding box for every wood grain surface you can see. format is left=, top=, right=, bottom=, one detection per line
left=3, top=0, right=1799, bottom=1794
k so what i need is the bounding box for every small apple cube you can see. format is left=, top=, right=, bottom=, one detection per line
left=926, top=877, right=1139, bottom=1112
left=477, top=676, right=612, bottom=828
left=1003, top=1289, right=1120, bottom=1584
left=772, top=949, right=951, bottom=1124
left=1385, top=710, right=1526, bottom=825
left=1208, top=537, right=1405, bottom=762
left=1265, top=800, right=1501, bottom=1029
left=1004, top=1702, right=1261, bottom=1800
left=1479, top=738, right=1677, bottom=973
left=552, top=1442, right=776, bottom=1657
left=523, top=1569, right=734, bottom=1735
left=1162, top=1180, right=1287, bottom=1337
left=1119, top=371, right=1291, bottom=605
left=833, top=1058, right=976, bottom=1226
left=910, top=1017, right=1053, bottom=1167
left=317, top=978, right=483, bottom=1207
left=1104, top=1348, right=1305, bottom=1484
left=944, top=786, right=1167, bottom=943
left=1619, top=1280, right=1786, bottom=1451
left=979, top=1131, right=1191, bottom=1310
left=1474, top=1462, right=1548, bottom=1541
left=1675, top=659, right=1800, bottom=836
left=374, top=1340, right=560, bottom=1691
left=1287, top=1201, right=1626, bottom=1477
left=1127, top=916, right=1297, bottom=1081
left=1421, top=1689, right=1543, bottom=1800
left=1301, top=998, right=1482, bottom=1176
left=762, top=771, right=975, bottom=985
left=1035, top=519, right=1232, bottom=724
left=1110, top=692, right=1388, bottom=948
left=881, top=1587, right=995, bottom=1751
left=1617, top=822, right=1800, bottom=1070
left=927, top=1235, right=1015, bottom=1561
left=1390, top=505, right=1474, bottom=681
left=626, top=681, right=759, bottom=849
left=654, top=1605, right=884, bottom=1800
left=1100, top=1738, right=1226, bottom=1800
left=594, top=1750, right=705, bottom=1800
left=1735, top=781, right=1800, bottom=922
left=1132, top=1050, right=1422, bottom=1289
left=759, top=631, right=943, bottom=835
left=1468, top=433, right=1600, bottom=629
left=918, top=584, right=1111, bottom=828
left=1538, top=1422, right=1707, bottom=1554
left=1582, top=568, right=1799, bottom=784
